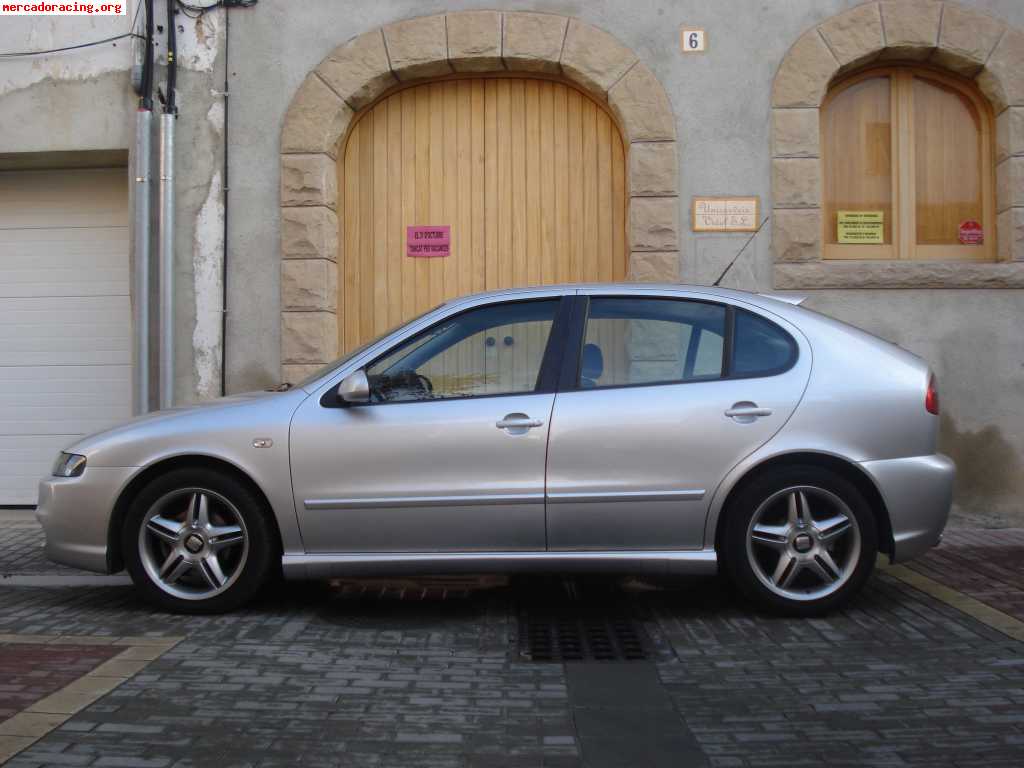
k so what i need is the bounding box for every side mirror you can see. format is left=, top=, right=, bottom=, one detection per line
left=336, top=370, right=370, bottom=405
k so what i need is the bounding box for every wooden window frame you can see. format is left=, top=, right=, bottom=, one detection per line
left=822, top=66, right=995, bottom=263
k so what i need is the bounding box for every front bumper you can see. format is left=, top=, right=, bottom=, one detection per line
left=859, top=454, right=955, bottom=563
left=35, top=467, right=136, bottom=574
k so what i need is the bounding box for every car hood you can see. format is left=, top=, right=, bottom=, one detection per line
left=62, top=389, right=307, bottom=466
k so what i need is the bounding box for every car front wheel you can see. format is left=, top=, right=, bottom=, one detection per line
left=723, top=465, right=878, bottom=616
left=123, top=468, right=277, bottom=614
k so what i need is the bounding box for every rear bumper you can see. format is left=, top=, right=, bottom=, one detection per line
left=859, top=454, right=955, bottom=563
left=35, top=467, right=135, bottom=574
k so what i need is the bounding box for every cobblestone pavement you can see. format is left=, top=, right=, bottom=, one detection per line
left=0, top=517, right=1022, bottom=768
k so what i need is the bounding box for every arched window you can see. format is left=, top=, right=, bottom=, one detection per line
left=822, top=66, right=995, bottom=262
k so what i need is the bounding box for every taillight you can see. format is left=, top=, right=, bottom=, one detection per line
left=925, top=374, right=939, bottom=415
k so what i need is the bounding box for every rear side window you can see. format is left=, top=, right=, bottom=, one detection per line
left=731, top=310, right=797, bottom=377
left=579, top=297, right=727, bottom=388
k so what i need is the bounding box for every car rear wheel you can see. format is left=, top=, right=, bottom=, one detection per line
left=722, top=465, right=877, bottom=616
left=123, top=468, right=277, bottom=614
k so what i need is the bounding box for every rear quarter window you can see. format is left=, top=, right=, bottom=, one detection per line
left=731, top=310, right=797, bottom=377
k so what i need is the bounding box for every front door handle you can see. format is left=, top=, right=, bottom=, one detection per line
left=496, top=413, right=544, bottom=432
left=725, top=402, right=773, bottom=423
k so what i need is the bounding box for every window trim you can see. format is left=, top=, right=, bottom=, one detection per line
left=319, top=296, right=572, bottom=408
left=821, top=65, right=996, bottom=264
left=559, top=296, right=799, bottom=394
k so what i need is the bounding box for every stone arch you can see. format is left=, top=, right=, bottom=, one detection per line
left=278, top=11, right=680, bottom=379
left=770, top=0, right=1024, bottom=289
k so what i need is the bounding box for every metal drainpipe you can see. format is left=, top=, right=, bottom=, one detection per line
left=158, top=0, right=178, bottom=410
left=132, top=106, right=152, bottom=415
left=158, top=111, right=175, bottom=410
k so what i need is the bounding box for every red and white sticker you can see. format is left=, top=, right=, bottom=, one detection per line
left=958, top=219, right=984, bottom=245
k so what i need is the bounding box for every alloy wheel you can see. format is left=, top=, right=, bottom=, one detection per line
left=744, top=485, right=862, bottom=602
left=138, top=488, right=249, bottom=601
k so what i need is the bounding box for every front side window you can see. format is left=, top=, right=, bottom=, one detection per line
left=579, top=298, right=726, bottom=388
left=822, top=66, right=994, bottom=262
left=365, top=300, right=559, bottom=403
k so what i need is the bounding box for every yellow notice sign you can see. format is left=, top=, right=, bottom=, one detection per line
left=837, top=210, right=884, bottom=244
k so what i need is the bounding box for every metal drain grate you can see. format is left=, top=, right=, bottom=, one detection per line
left=514, top=578, right=654, bottom=662
left=518, top=611, right=651, bottom=662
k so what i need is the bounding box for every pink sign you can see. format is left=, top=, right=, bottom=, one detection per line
left=958, top=219, right=984, bottom=245
left=407, top=225, right=450, bottom=258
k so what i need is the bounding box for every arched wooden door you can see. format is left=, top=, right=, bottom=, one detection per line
left=338, top=76, right=628, bottom=352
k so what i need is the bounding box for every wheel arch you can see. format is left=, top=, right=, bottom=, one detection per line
left=106, top=454, right=284, bottom=573
left=712, top=451, right=894, bottom=560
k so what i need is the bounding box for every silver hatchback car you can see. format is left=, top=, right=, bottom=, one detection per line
left=37, top=285, right=954, bottom=615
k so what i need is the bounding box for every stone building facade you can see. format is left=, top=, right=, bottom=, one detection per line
left=1, top=0, right=1022, bottom=522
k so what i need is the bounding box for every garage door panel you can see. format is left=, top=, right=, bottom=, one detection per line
left=0, top=295, right=131, bottom=323
left=0, top=168, right=131, bottom=503
left=0, top=169, right=128, bottom=229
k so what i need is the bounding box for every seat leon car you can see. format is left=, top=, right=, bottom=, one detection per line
left=37, top=285, right=954, bottom=615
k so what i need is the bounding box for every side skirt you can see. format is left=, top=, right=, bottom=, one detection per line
left=281, top=550, right=719, bottom=580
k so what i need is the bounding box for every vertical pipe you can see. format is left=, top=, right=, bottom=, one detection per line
left=159, top=112, right=175, bottom=409
left=132, top=107, right=152, bottom=415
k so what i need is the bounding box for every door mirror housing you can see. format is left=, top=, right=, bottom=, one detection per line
left=336, top=370, right=370, bottom=405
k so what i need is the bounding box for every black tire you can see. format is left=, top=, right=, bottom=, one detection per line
left=721, top=465, right=878, bottom=617
left=122, top=467, right=279, bottom=614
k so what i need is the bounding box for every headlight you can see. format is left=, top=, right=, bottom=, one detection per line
left=52, top=452, right=87, bottom=478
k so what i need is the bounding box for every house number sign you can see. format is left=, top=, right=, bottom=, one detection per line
left=680, top=28, right=706, bottom=53
left=407, top=225, right=450, bottom=258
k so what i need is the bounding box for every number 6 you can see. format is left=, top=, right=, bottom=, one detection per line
left=689, top=32, right=699, bottom=49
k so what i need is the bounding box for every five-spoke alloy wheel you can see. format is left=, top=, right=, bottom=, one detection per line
left=124, top=468, right=278, bottom=613
left=139, top=489, right=250, bottom=600
left=724, top=466, right=878, bottom=616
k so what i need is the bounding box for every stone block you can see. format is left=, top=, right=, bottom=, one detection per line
left=772, top=158, right=820, bottom=209
left=772, top=108, right=819, bottom=158
left=879, top=0, right=942, bottom=61
left=977, top=28, right=1024, bottom=115
left=560, top=19, right=637, bottom=93
left=281, top=154, right=337, bottom=209
left=383, top=15, right=453, bottom=81
left=282, top=259, right=338, bottom=311
left=627, top=251, right=680, bottom=282
left=629, top=142, right=678, bottom=196
left=281, top=206, right=339, bottom=261
left=317, top=29, right=398, bottom=111
left=997, top=207, right=1024, bottom=261
left=818, top=2, right=884, bottom=71
left=932, top=5, right=1005, bottom=76
left=773, top=209, right=821, bottom=262
left=629, top=197, right=678, bottom=252
left=283, top=364, right=327, bottom=385
left=996, top=156, right=1024, bottom=212
left=775, top=260, right=1024, bottom=289
left=502, top=11, right=566, bottom=73
left=447, top=11, right=502, bottom=72
left=281, top=73, right=353, bottom=158
left=996, top=107, right=1024, bottom=163
left=282, top=311, right=337, bottom=364
left=772, top=30, right=839, bottom=108
left=608, top=63, right=676, bottom=142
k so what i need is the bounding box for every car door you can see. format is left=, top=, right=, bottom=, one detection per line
left=545, top=292, right=811, bottom=551
left=289, top=296, right=569, bottom=553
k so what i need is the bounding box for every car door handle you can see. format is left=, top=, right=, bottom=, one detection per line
left=496, top=414, right=544, bottom=430
left=725, top=402, right=773, bottom=421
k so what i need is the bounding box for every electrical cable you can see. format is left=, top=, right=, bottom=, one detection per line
left=0, top=32, right=141, bottom=58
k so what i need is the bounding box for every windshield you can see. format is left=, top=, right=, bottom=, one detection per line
left=290, top=305, right=443, bottom=389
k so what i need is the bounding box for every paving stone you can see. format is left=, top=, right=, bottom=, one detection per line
left=1, top=519, right=1023, bottom=766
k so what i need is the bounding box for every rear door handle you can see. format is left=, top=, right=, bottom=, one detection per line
left=496, top=413, right=544, bottom=431
left=725, top=402, right=773, bottom=422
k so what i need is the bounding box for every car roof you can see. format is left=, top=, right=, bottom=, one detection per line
left=443, top=283, right=807, bottom=312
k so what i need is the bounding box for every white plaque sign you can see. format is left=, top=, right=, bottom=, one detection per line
left=692, top=197, right=760, bottom=232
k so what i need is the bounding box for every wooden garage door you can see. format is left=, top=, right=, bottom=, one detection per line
left=0, top=169, right=131, bottom=504
left=339, top=76, right=628, bottom=352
